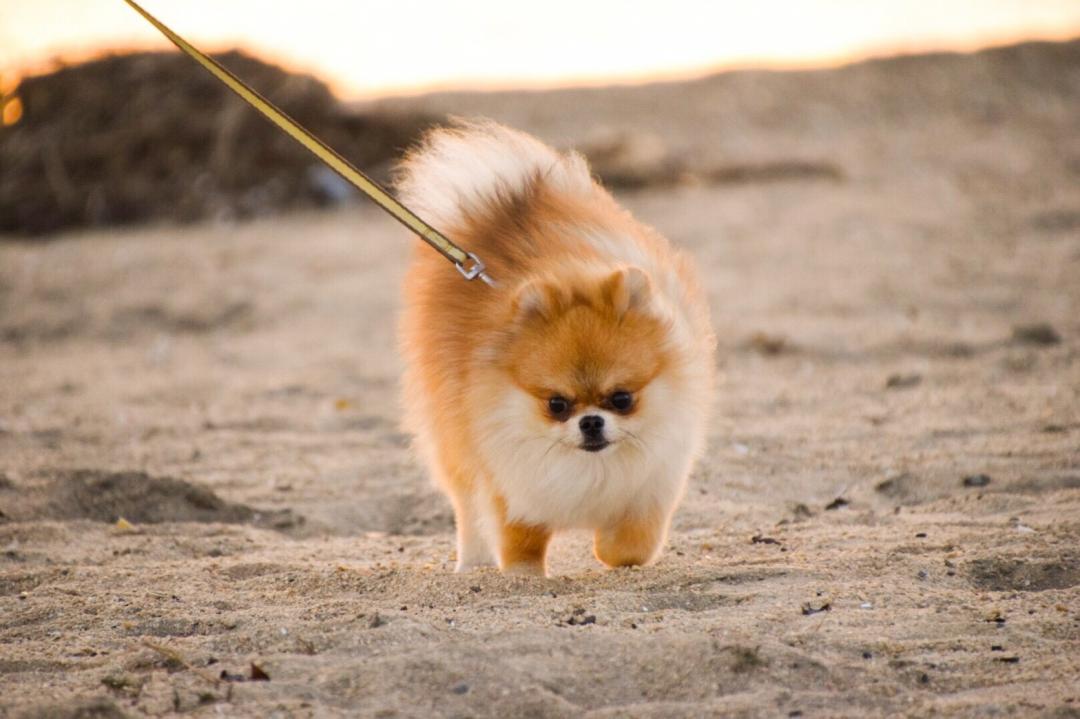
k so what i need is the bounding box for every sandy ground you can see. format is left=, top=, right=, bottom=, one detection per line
left=2, top=43, right=1079, bottom=717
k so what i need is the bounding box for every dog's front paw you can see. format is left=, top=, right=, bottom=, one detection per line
left=594, top=512, right=667, bottom=568
left=500, top=560, right=548, bottom=578
left=455, top=557, right=496, bottom=573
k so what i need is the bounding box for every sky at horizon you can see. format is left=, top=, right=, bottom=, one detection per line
left=2, top=0, right=1079, bottom=99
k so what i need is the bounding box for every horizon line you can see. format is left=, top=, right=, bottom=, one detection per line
left=5, top=29, right=1078, bottom=103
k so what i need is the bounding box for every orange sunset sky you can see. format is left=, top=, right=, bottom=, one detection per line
left=2, top=0, right=1079, bottom=98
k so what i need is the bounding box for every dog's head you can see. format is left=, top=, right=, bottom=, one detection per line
left=486, top=265, right=683, bottom=457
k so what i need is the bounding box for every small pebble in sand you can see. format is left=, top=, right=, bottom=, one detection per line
left=451, top=683, right=469, bottom=694
left=747, top=331, right=789, bottom=355
left=565, top=612, right=597, bottom=626
left=1011, top=323, right=1060, bottom=346
left=801, top=602, right=831, bottom=616
left=962, top=474, right=991, bottom=488
left=751, top=535, right=781, bottom=545
left=862, top=651, right=873, bottom=659
left=885, top=373, right=922, bottom=389
left=824, top=497, right=849, bottom=511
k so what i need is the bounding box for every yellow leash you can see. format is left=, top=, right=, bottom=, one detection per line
left=121, top=0, right=495, bottom=286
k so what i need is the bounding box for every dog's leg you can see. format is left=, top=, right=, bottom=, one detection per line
left=449, top=489, right=496, bottom=572
left=491, top=493, right=551, bottom=576
left=594, top=506, right=669, bottom=568
left=497, top=519, right=552, bottom=576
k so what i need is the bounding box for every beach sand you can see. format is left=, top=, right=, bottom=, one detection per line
left=1, top=41, right=1078, bottom=717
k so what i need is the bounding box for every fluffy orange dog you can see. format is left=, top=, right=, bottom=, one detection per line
left=397, top=120, right=714, bottom=576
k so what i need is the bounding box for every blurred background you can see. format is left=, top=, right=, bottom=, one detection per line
left=1, top=0, right=1078, bottom=235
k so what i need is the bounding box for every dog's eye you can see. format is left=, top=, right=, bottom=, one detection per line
left=547, top=396, right=572, bottom=420
left=609, top=391, right=634, bottom=412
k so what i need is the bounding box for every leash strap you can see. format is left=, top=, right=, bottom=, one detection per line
left=122, top=0, right=495, bottom=286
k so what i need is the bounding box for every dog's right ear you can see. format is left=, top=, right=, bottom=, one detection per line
left=511, top=276, right=569, bottom=324
left=600, top=266, right=652, bottom=317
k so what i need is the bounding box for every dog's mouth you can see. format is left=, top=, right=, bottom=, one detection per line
left=579, top=439, right=611, bottom=453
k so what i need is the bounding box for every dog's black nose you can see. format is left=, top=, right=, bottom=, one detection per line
left=579, top=415, right=605, bottom=439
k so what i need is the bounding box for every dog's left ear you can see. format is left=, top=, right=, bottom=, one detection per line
left=510, top=276, right=570, bottom=324
left=601, top=266, right=652, bottom=316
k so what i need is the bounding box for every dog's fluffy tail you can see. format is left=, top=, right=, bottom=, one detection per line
left=395, top=119, right=594, bottom=233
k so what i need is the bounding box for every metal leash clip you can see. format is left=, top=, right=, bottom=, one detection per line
left=456, top=252, right=497, bottom=287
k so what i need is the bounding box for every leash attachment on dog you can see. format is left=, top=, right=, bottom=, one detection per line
left=121, top=0, right=496, bottom=287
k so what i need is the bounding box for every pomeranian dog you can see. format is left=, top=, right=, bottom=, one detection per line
left=397, top=120, right=714, bottom=576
